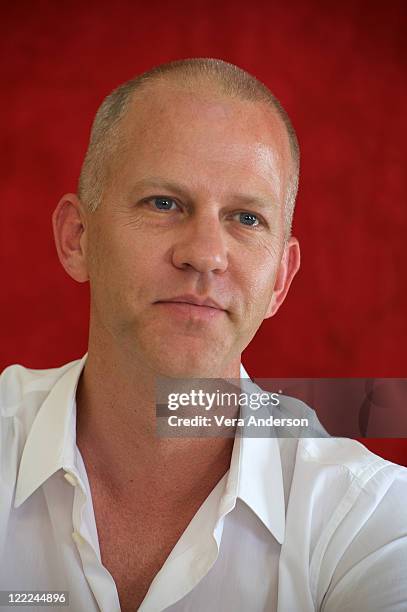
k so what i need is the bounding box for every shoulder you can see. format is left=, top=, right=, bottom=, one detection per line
left=302, top=439, right=407, bottom=610
left=299, top=436, right=407, bottom=479
left=292, top=436, right=407, bottom=506
left=288, top=437, right=407, bottom=608
left=284, top=436, right=407, bottom=561
left=298, top=435, right=390, bottom=468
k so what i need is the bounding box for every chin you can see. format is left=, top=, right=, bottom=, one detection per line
left=148, top=343, right=228, bottom=378
left=154, top=355, right=221, bottom=379
left=136, top=325, right=236, bottom=378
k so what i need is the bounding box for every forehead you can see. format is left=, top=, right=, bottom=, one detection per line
left=110, top=80, right=292, bottom=201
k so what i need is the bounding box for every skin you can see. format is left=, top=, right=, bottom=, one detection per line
left=52, top=78, right=300, bottom=608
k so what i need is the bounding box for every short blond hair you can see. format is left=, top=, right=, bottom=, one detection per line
left=78, top=58, right=300, bottom=236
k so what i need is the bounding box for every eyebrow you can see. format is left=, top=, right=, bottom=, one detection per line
left=130, top=177, right=277, bottom=211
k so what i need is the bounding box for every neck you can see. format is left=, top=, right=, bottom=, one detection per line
left=75, top=330, right=241, bottom=506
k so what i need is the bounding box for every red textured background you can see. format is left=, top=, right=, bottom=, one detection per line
left=1, top=1, right=406, bottom=464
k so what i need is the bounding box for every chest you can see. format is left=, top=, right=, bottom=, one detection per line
left=93, top=503, right=191, bottom=612
left=99, top=536, right=159, bottom=612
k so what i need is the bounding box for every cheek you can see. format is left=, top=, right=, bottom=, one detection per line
left=88, top=232, right=130, bottom=304
left=237, top=246, right=279, bottom=293
left=232, top=247, right=280, bottom=322
left=94, top=232, right=162, bottom=308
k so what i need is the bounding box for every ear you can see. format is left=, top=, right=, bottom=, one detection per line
left=264, top=236, right=301, bottom=319
left=52, top=193, right=89, bottom=283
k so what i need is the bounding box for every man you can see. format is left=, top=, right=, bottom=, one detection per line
left=0, top=58, right=406, bottom=612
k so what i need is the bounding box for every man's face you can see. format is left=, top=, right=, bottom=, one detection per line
left=85, top=81, right=294, bottom=377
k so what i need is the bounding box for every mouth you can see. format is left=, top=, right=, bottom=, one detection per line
left=154, top=294, right=227, bottom=320
left=156, top=294, right=225, bottom=309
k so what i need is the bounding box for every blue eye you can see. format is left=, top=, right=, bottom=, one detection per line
left=153, top=197, right=177, bottom=210
left=239, top=212, right=259, bottom=226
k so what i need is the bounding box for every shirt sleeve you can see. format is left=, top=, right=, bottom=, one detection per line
left=321, top=467, right=407, bottom=612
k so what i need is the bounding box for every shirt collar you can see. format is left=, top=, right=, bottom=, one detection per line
left=14, top=354, right=87, bottom=508
left=233, top=367, right=286, bottom=544
left=14, top=356, right=286, bottom=543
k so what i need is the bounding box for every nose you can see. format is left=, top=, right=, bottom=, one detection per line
left=171, top=213, right=228, bottom=274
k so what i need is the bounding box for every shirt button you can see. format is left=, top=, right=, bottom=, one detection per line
left=72, top=531, right=85, bottom=546
left=64, top=471, right=78, bottom=487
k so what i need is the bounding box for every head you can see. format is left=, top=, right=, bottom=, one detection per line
left=53, top=58, right=301, bottom=377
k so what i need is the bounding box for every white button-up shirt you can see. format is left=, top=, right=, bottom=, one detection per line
left=1, top=355, right=407, bottom=611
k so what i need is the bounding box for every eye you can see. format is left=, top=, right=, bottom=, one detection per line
left=237, top=212, right=260, bottom=227
left=151, top=196, right=179, bottom=211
